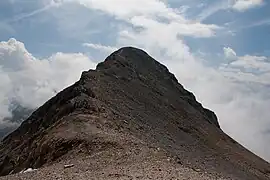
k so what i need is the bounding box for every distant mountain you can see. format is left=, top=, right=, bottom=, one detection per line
left=0, top=47, right=270, bottom=180
left=0, top=103, right=33, bottom=139
left=0, top=128, right=15, bottom=140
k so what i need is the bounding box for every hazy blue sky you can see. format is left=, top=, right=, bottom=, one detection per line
left=0, top=0, right=270, bottom=162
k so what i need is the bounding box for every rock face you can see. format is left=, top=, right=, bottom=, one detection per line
left=0, top=47, right=270, bottom=179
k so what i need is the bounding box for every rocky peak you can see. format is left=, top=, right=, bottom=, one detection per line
left=96, top=47, right=219, bottom=128
left=1, top=47, right=269, bottom=180
left=96, top=47, right=178, bottom=83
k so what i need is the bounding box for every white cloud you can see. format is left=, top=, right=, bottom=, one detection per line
left=129, top=16, right=220, bottom=38
left=83, top=43, right=118, bottom=53
left=223, top=47, right=270, bottom=78
left=233, top=55, right=269, bottom=71
left=0, top=38, right=96, bottom=124
left=75, top=0, right=184, bottom=21
left=232, top=0, right=264, bottom=12
left=50, top=0, right=220, bottom=38
left=223, top=47, right=237, bottom=60
left=219, top=49, right=270, bottom=158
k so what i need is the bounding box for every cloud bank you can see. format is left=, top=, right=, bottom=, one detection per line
left=0, top=38, right=96, bottom=126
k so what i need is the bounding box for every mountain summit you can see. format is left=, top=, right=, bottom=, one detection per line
left=0, top=47, right=269, bottom=180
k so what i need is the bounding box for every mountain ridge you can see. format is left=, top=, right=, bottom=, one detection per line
left=0, top=47, right=269, bottom=180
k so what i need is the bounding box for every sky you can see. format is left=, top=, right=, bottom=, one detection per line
left=0, top=0, right=270, bottom=161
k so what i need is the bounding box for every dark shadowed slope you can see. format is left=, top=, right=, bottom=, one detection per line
left=0, top=47, right=270, bottom=180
